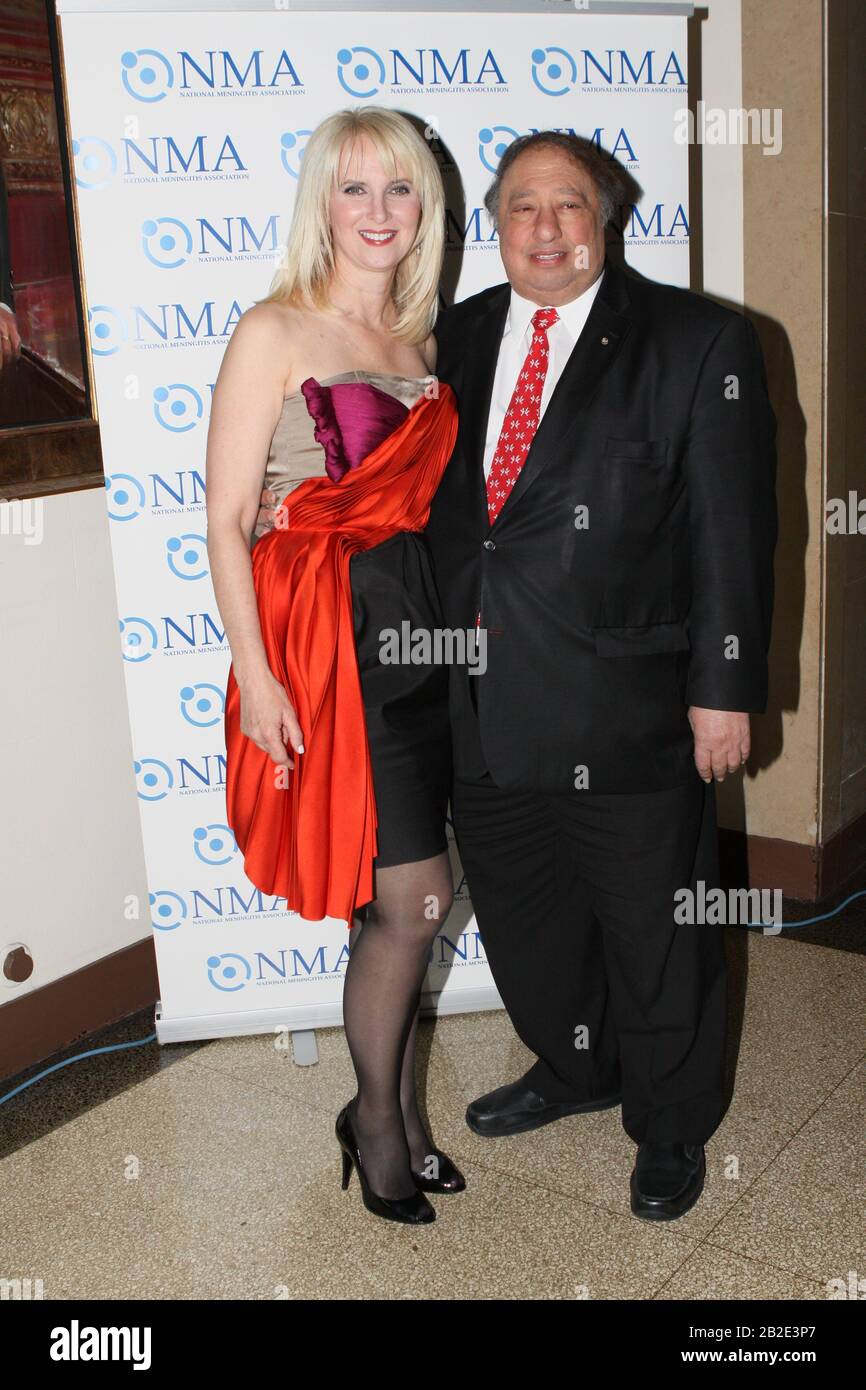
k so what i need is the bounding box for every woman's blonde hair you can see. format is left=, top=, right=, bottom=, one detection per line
left=258, top=106, right=445, bottom=344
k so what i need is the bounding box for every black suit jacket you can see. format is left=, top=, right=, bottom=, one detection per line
left=424, top=257, right=778, bottom=795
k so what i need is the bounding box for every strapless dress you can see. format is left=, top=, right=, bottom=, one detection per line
left=227, top=369, right=457, bottom=917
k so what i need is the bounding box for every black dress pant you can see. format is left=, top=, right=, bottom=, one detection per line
left=450, top=768, right=726, bottom=1145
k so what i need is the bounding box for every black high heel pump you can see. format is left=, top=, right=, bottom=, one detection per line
left=336, top=1104, right=436, bottom=1224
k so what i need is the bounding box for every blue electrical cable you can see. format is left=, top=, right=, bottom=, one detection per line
left=1, top=889, right=863, bottom=1111
left=0, top=1031, right=157, bottom=1108
left=754, top=888, right=865, bottom=930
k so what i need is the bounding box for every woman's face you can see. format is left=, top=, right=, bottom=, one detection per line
left=328, top=135, right=422, bottom=277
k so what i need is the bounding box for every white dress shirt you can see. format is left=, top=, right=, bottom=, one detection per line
left=482, top=270, right=604, bottom=480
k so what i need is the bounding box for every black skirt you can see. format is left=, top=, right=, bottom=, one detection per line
left=350, top=531, right=452, bottom=868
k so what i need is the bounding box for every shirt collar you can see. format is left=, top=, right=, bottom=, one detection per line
left=506, top=265, right=605, bottom=344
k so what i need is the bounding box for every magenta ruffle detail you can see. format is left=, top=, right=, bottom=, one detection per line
left=300, top=377, right=348, bottom=483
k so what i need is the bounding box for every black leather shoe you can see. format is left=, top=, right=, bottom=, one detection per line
left=630, top=1142, right=706, bottom=1221
left=411, top=1148, right=466, bottom=1193
left=465, top=1075, right=622, bottom=1137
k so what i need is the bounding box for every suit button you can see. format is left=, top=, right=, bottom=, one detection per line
left=483, top=539, right=496, bottom=550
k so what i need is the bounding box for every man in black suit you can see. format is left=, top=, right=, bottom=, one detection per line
left=424, top=132, right=777, bottom=1219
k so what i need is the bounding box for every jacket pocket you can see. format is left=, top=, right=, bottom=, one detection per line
left=603, top=436, right=670, bottom=463
left=592, top=621, right=690, bottom=657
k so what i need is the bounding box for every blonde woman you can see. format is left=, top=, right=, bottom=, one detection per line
left=206, top=108, right=463, bottom=1224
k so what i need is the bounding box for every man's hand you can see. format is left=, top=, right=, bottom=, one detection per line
left=688, top=706, right=750, bottom=783
left=253, top=486, right=279, bottom=542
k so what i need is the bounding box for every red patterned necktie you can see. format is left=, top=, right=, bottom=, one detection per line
left=485, top=305, right=560, bottom=524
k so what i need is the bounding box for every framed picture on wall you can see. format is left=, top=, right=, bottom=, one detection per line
left=0, top=0, right=102, bottom=498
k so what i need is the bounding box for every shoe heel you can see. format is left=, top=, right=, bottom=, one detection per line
left=340, top=1145, right=353, bottom=1191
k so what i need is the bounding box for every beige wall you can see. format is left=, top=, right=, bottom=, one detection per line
left=0, top=488, right=152, bottom=999
left=823, top=0, right=866, bottom=841
left=740, top=0, right=865, bottom=855
left=737, top=0, right=824, bottom=849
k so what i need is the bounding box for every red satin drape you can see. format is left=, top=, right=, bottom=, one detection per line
left=224, top=382, right=458, bottom=925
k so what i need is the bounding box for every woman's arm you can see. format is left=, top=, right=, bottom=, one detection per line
left=206, top=305, right=304, bottom=765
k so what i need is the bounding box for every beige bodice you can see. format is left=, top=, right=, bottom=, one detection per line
left=264, top=369, right=432, bottom=504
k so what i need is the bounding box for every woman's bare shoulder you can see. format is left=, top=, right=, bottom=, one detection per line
left=234, top=300, right=305, bottom=345
left=232, top=300, right=309, bottom=392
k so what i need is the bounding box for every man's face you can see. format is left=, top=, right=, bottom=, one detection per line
left=496, top=146, right=606, bottom=304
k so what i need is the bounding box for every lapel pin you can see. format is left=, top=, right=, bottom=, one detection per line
left=600, top=336, right=609, bottom=346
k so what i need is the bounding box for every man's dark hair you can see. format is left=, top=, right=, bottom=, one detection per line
left=483, top=131, right=627, bottom=231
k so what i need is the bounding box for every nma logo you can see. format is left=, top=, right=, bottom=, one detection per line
left=120, top=47, right=303, bottom=101
left=531, top=45, right=685, bottom=95
left=337, top=44, right=506, bottom=97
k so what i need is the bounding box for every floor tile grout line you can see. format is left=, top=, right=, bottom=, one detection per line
left=659, top=1048, right=866, bottom=1286
left=172, top=1054, right=804, bottom=1236
left=649, top=1239, right=720, bottom=1300
left=166, top=1057, right=679, bottom=1237
left=650, top=1241, right=831, bottom=1300
left=93, top=1139, right=697, bottom=1301
left=181, top=1057, right=708, bottom=1234
left=400, top=1142, right=704, bottom=1243
left=0, top=1062, right=338, bottom=1169
left=697, top=1231, right=846, bottom=1289
left=9, top=1031, right=857, bottom=1287
left=183, top=1047, right=866, bottom=1252
left=203, top=1084, right=698, bottom=1249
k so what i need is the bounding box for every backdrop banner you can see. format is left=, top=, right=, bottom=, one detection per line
left=57, top=2, right=690, bottom=1041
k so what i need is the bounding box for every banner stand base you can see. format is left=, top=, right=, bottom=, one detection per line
left=154, top=984, right=504, bottom=1047
left=290, top=1029, right=319, bottom=1066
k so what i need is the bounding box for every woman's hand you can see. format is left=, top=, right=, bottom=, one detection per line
left=238, top=669, right=305, bottom=771
left=253, top=486, right=279, bottom=542
left=0, top=303, right=21, bottom=369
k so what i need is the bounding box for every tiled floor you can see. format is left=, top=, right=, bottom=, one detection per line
left=0, top=927, right=863, bottom=1300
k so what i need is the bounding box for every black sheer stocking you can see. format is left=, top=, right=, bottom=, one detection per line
left=342, top=851, right=453, bottom=1199
left=398, top=1008, right=434, bottom=1173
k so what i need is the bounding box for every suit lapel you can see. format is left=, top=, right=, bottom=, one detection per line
left=486, top=258, right=634, bottom=533
left=453, top=282, right=510, bottom=536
